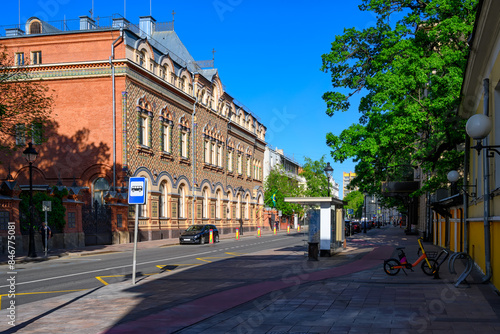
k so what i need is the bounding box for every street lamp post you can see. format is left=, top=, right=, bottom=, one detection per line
left=323, top=162, right=333, bottom=197
left=23, top=142, right=38, bottom=258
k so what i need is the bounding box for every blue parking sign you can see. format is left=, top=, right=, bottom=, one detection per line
left=128, top=177, right=147, bottom=204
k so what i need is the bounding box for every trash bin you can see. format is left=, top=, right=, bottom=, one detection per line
left=308, top=242, right=319, bottom=261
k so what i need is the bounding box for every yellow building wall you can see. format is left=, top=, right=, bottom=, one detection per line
left=468, top=221, right=485, bottom=273
left=491, top=220, right=500, bottom=289
left=440, top=220, right=446, bottom=248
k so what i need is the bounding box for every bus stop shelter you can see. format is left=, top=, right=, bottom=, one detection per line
left=284, top=197, right=346, bottom=259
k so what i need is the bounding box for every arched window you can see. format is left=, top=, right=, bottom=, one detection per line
left=159, top=182, right=168, bottom=217
left=238, top=153, right=243, bottom=174
left=237, top=193, right=241, bottom=219
left=216, top=190, right=221, bottom=219
left=178, top=185, right=185, bottom=218
left=203, top=187, right=209, bottom=219
left=226, top=191, right=232, bottom=219
left=245, top=195, right=250, bottom=220
left=93, top=178, right=110, bottom=206
left=137, top=50, right=146, bottom=67
left=29, top=21, right=42, bottom=34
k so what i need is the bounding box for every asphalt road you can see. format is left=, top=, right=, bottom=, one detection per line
left=0, top=233, right=307, bottom=310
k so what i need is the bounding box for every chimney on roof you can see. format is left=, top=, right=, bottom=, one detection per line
left=112, top=17, right=130, bottom=29
left=80, top=16, right=96, bottom=30
left=139, top=16, right=156, bottom=38
left=5, top=28, right=24, bottom=37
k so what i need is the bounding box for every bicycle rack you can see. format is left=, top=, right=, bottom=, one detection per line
left=428, top=249, right=449, bottom=279
left=448, top=252, right=474, bottom=287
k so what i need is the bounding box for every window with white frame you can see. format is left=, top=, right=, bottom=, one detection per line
left=246, top=157, right=251, bottom=177
left=203, top=188, right=209, bottom=218
left=159, top=182, right=168, bottom=217
left=245, top=196, right=249, bottom=219
left=228, top=149, right=233, bottom=171
left=162, top=123, right=171, bottom=153
left=204, top=140, right=210, bottom=163
left=180, top=131, right=188, bottom=158
left=211, top=142, right=216, bottom=165
left=31, top=51, right=42, bottom=65
left=216, top=190, right=221, bottom=219
left=15, top=52, right=24, bottom=66
left=237, top=194, right=241, bottom=219
left=217, top=145, right=222, bottom=167
left=178, top=185, right=185, bottom=218
left=137, top=51, right=145, bottom=67
left=15, top=124, right=25, bottom=146
left=31, top=122, right=42, bottom=145
left=139, top=114, right=148, bottom=146
left=238, top=154, right=243, bottom=174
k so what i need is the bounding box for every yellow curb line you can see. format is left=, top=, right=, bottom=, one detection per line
left=95, top=273, right=157, bottom=286
left=156, top=264, right=202, bottom=271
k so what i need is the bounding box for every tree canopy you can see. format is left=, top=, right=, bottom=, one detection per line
left=300, top=156, right=331, bottom=197
left=321, top=0, right=478, bottom=198
left=0, top=45, right=53, bottom=157
left=263, top=164, right=303, bottom=216
left=343, top=190, right=365, bottom=219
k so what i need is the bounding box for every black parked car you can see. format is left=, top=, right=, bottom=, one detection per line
left=351, top=221, right=361, bottom=233
left=179, top=224, right=219, bottom=244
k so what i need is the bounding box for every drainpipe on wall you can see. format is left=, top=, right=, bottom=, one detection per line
left=482, top=78, right=492, bottom=283
left=192, top=73, right=198, bottom=227
left=110, top=29, right=123, bottom=190
left=464, top=135, right=470, bottom=254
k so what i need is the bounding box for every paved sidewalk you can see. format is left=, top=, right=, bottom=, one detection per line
left=1, top=226, right=500, bottom=333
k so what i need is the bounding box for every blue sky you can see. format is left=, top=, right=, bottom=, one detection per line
left=1, top=0, right=375, bottom=197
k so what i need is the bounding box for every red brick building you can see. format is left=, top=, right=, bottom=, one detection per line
left=0, top=15, right=266, bottom=252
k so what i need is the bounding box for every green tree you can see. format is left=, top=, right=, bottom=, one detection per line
left=300, top=156, right=330, bottom=197
left=343, top=190, right=364, bottom=218
left=321, top=0, right=477, bottom=198
left=0, top=45, right=53, bottom=157
left=20, top=187, right=67, bottom=233
left=263, top=164, right=303, bottom=216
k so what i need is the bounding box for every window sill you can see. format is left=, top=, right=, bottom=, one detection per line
left=160, top=152, right=173, bottom=161
left=179, top=157, right=191, bottom=166
left=137, top=145, right=154, bottom=156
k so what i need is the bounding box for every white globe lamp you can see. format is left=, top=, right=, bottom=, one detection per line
left=466, top=114, right=492, bottom=140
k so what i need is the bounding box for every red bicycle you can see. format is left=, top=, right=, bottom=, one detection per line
left=383, top=237, right=437, bottom=276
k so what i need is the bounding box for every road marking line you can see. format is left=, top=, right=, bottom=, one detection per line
left=95, top=275, right=123, bottom=285
left=95, top=273, right=157, bottom=286
left=196, top=257, right=229, bottom=263
left=0, top=289, right=86, bottom=309
left=155, top=264, right=201, bottom=271
left=0, top=249, right=220, bottom=288
left=0, top=237, right=290, bottom=288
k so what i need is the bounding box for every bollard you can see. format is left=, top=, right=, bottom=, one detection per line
left=209, top=229, right=214, bottom=244
left=287, top=225, right=290, bottom=234
left=257, top=227, right=261, bottom=237
left=235, top=228, right=239, bottom=240
left=297, top=225, right=301, bottom=233
left=273, top=226, right=277, bottom=235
